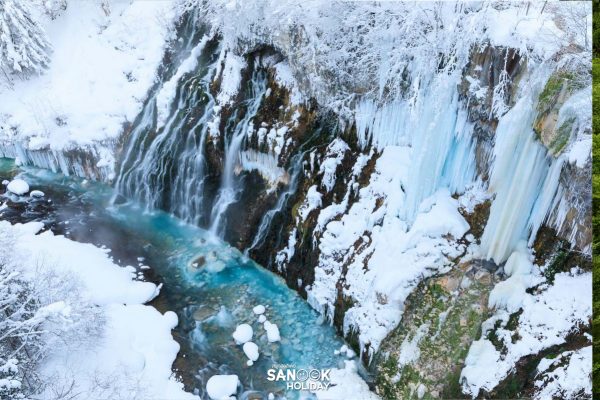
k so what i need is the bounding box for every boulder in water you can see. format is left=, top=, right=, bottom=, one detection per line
left=206, top=374, right=239, bottom=400
left=7, top=179, right=29, bottom=195
left=232, top=323, right=253, bottom=344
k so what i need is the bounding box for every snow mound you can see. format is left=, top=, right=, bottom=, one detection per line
left=252, top=304, right=265, bottom=315
left=206, top=374, right=239, bottom=400
left=243, top=341, right=259, bottom=362
left=232, top=323, right=253, bottom=344
left=263, top=320, right=281, bottom=343
left=7, top=179, right=29, bottom=195
left=30, top=190, right=45, bottom=198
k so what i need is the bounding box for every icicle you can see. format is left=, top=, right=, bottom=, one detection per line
left=238, top=150, right=287, bottom=186
left=480, top=96, right=555, bottom=264
left=354, top=73, right=477, bottom=222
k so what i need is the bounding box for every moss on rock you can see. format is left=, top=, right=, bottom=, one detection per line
left=372, top=261, right=497, bottom=399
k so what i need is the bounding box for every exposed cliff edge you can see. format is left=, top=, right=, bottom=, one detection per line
left=0, top=2, right=592, bottom=398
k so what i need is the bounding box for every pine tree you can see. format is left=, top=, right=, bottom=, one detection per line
left=0, top=0, right=51, bottom=77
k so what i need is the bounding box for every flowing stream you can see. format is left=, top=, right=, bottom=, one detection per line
left=0, top=159, right=360, bottom=399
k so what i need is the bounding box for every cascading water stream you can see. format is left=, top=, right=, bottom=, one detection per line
left=112, top=32, right=221, bottom=226
left=208, top=69, right=268, bottom=236
left=246, top=152, right=303, bottom=253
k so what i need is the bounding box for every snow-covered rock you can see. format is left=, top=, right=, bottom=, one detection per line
left=263, top=321, right=281, bottom=343
left=252, top=304, right=265, bottom=315
left=206, top=374, right=239, bottom=400
left=6, top=179, right=29, bottom=195
left=30, top=190, right=45, bottom=198
left=232, top=323, right=253, bottom=344
left=243, top=341, right=259, bottom=362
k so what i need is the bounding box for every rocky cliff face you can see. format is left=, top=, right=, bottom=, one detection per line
left=0, top=3, right=592, bottom=398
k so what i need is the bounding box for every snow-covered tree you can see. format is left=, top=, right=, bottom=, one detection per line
left=0, top=0, right=51, bottom=77
left=0, top=228, right=104, bottom=399
left=0, top=265, right=45, bottom=399
left=36, top=0, right=68, bottom=20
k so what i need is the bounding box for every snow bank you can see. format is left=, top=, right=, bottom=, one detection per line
left=0, top=221, right=194, bottom=399
left=12, top=222, right=158, bottom=305
left=0, top=0, right=176, bottom=170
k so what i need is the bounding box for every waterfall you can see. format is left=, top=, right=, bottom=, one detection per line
left=245, top=151, right=304, bottom=253
left=208, top=69, right=268, bottom=236
left=113, top=35, right=220, bottom=225
left=112, top=28, right=273, bottom=239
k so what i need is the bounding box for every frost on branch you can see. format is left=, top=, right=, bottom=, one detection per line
left=0, top=227, right=104, bottom=399
left=0, top=0, right=51, bottom=77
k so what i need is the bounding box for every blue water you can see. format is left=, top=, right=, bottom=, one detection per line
left=0, top=160, right=354, bottom=399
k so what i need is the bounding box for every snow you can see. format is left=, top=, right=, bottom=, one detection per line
left=461, top=249, right=592, bottom=397
left=0, top=0, right=176, bottom=171
left=559, top=87, right=592, bottom=168
left=299, top=185, right=322, bottom=221
left=397, top=323, right=429, bottom=367
left=232, top=323, right=253, bottom=344
left=252, top=304, right=265, bottom=315
left=272, top=61, right=303, bottom=104
left=215, top=51, right=245, bottom=105
left=29, top=189, right=45, bottom=197
left=263, top=320, right=281, bottom=343
left=156, top=35, right=211, bottom=129
left=13, top=222, right=157, bottom=305
left=568, top=137, right=592, bottom=168
left=312, top=360, right=379, bottom=400
left=487, top=242, right=541, bottom=312
left=0, top=220, right=194, bottom=399
left=6, top=179, right=29, bottom=195
left=242, top=341, right=259, bottom=362
left=307, top=148, right=469, bottom=357
left=206, top=374, right=239, bottom=400
left=258, top=315, right=266, bottom=323
left=534, top=346, right=592, bottom=400
left=319, top=138, right=349, bottom=192
left=275, top=228, right=297, bottom=271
